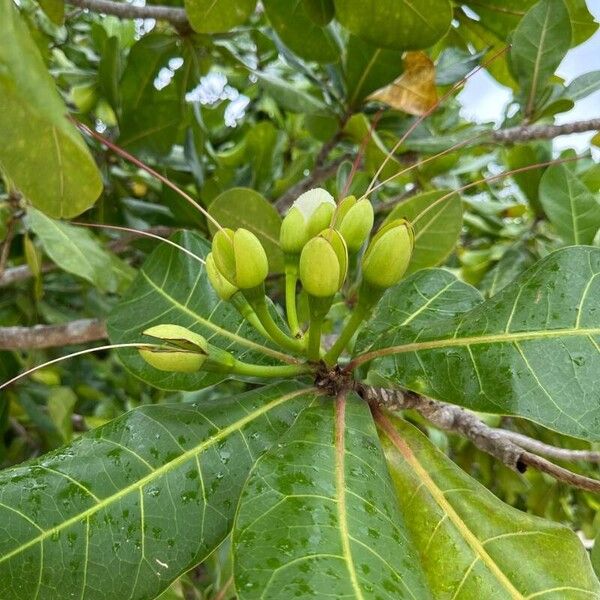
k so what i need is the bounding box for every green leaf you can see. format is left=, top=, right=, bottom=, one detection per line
left=510, top=0, right=572, bottom=117
left=27, top=207, right=135, bottom=294
left=118, top=34, right=186, bottom=157
left=539, top=164, right=600, bottom=245
left=563, top=70, right=600, bottom=103
left=185, top=0, right=256, bottom=33
left=37, top=0, right=64, bottom=25
left=233, top=392, right=430, bottom=599
left=333, top=0, right=452, bottom=51
left=356, top=247, right=600, bottom=441
left=208, top=187, right=284, bottom=272
left=302, top=0, right=334, bottom=25
left=356, top=269, right=483, bottom=357
left=435, top=48, right=485, bottom=86
left=463, top=0, right=596, bottom=46
left=383, top=190, right=463, bottom=275
left=107, top=231, right=289, bottom=391
left=343, top=36, right=404, bottom=108
left=0, top=0, right=102, bottom=218
left=0, top=382, right=313, bottom=600
left=263, top=0, right=338, bottom=64
left=378, top=414, right=600, bottom=598
left=254, top=72, right=329, bottom=115
left=47, top=387, right=77, bottom=442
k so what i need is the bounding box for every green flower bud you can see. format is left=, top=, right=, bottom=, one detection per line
left=279, top=207, right=309, bottom=254
left=362, top=219, right=414, bottom=289
left=206, top=253, right=238, bottom=300
left=337, top=197, right=374, bottom=252
left=211, top=228, right=269, bottom=290
left=139, top=324, right=236, bottom=373
left=233, top=228, right=269, bottom=289
left=212, top=228, right=236, bottom=283
left=299, top=229, right=348, bottom=298
left=307, top=200, right=335, bottom=238
left=320, top=228, right=348, bottom=289
left=336, top=195, right=357, bottom=223
left=292, top=188, right=336, bottom=240
left=139, top=324, right=208, bottom=373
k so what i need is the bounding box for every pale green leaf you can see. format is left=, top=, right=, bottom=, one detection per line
left=539, top=164, right=600, bottom=245
left=382, top=189, right=463, bottom=275
left=0, top=0, right=102, bottom=218
left=356, top=247, right=600, bottom=441
left=233, top=393, right=430, bottom=599
left=0, top=383, right=313, bottom=600
left=27, top=207, right=135, bottom=294
left=510, top=0, right=572, bottom=117
left=333, top=0, right=452, bottom=51
left=379, top=414, right=600, bottom=598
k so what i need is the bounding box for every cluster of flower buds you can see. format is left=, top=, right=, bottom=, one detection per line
left=139, top=187, right=414, bottom=372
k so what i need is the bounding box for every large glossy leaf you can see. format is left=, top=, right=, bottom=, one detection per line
left=356, top=269, right=483, bottom=357
left=27, top=207, right=134, bottom=294
left=262, top=0, right=338, bottom=64
left=377, top=414, right=600, bottom=598
left=0, top=0, right=102, bottom=218
left=107, top=231, right=292, bottom=391
left=0, top=382, right=313, bottom=600
left=208, top=187, right=284, bottom=272
left=382, top=190, right=463, bottom=275
left=233, top=392, right=430, bottom=599
left=480, top=244, right=536, bottom=298
left=185, top=0, right=256, bottom=33
left=539, top=164, right=600, bottom=245
left=334, top=0, right=452, bottom=51
left=343, top=36, right=404, bottom=108
left=510, top=0, right=572, bottom=117
left=356, top=247, right=600, bottom=441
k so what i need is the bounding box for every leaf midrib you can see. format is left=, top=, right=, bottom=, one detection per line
left=0, top=388, right=311, bottom=567
left=357, top=325, right=600, bottom=364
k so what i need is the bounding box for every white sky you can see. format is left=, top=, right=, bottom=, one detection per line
left=458, top=0, right=600, bottom=155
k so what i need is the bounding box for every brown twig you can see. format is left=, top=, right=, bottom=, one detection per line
left=359, top=384, right=600, bottom=493
left=496, top=430, right=600, bottom=463
left=492, top=118, right=600, bottom=143
left=66, top=0, right=189, bottom=29
left=0, top=319, right=107, bottom=350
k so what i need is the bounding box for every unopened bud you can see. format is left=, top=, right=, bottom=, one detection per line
left=233, top=228, right=269, bottom=289
left=206, top=253, right=238, bottom=300
left=362, top=219, right=414, bottom=289
left=299, top=229, right=348, bottom=298
left=211, top=228, right=269, bottom=290
left=139, top=324, right=208, bottom=373
left=139, top=324, right=236, bottom=373
left=280, top=207, right=309, bottom=254
left=337, top=197, right=374, bottom=252
left=292, top=188, right=336, bottom=241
